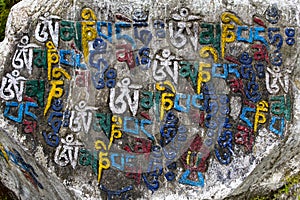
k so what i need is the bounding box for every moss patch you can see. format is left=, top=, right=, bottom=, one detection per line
left=252, top=173, right=300, bottom=200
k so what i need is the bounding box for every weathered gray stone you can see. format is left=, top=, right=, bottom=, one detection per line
left=0, top=0, right=300, bottom=199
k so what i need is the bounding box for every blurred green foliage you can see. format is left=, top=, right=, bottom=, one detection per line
left=0, top=0, right=22, bottom=41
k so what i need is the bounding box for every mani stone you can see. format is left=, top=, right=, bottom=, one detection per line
left=0, top=0, right=300, bottom=199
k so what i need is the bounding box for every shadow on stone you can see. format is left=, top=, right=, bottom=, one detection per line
left=0, top=181, right=18, bottom=200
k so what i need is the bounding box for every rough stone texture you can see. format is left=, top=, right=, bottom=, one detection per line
left=0, top=0, right=299, bottom=199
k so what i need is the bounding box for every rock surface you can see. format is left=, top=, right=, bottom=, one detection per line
left=0, top=0, right=300, bottom=199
